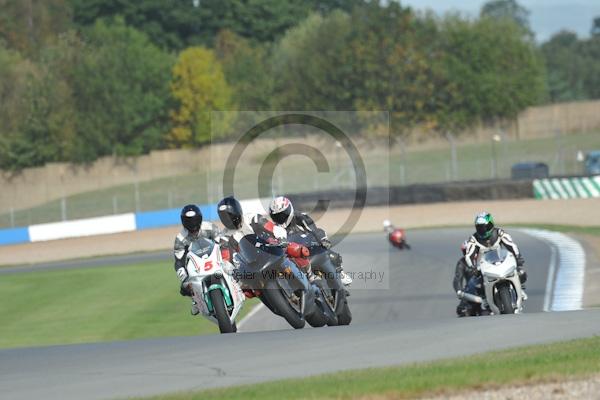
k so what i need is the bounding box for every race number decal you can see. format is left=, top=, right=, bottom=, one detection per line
left=204, top=260, right=213, bottom=271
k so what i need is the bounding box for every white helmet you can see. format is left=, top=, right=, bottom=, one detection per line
left=383, top=219, right=392, bottom=231
left=269, top=196, right=294, bottom=228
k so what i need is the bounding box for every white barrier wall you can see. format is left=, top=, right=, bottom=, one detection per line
left=28, top=213, right=136, bottom=242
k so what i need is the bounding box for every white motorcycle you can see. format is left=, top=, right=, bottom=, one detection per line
left=476, top=247, right=524, bottom=315
left=185, top=238, right=245, bottom=333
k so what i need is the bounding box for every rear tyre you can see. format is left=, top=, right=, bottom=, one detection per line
left=209, top=290, right=235, bottom=333
left=263, top=281, right=306, bottom=329
left=306, top=307, right=328, bottom=327
left=497, top=284, right=515, bottom=315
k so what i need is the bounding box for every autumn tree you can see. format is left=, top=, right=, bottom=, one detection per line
left=0, top=0, right=72, bottom=57
left=168, top=47, right=232, bottom=147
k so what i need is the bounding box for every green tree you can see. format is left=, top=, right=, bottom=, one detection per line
left=69, top=0, right=366, bottom=49
left=480, top=0, right=531, bottom=35
left=541, top=31, right=587, bottom=102
left=0, top=0, right=72, bottom=57
left=168, top=47, right=232, bottom=147
left=215, top=30, right=273, bottom=110
left=439, top=15, right=545, bottom=127
left=271, top=10, right=354, bottom=110
left=591, top=16, right=600, bottom=37
left=71, top=18, right=174, bottom=161
left=580, top=34, right=600, bottom=99
left=0, top=46, right=39, bottom=169
left=69, top=0, right=201, bottom=49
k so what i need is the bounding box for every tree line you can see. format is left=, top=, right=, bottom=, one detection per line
left=0, top=0, right=598, bottom=170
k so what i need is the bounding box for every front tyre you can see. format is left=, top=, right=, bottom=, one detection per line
left=263, top=281, right=306, bottom=329
left=497, top=284, right=515, bottom=314
left=336, top=290, right=352, bottom=325
left=209, top=290, right=236, bottom=333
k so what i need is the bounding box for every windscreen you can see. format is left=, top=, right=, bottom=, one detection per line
left=482, top=247, right=508, bottom=265
left=189, top=238, right=215, bottom=258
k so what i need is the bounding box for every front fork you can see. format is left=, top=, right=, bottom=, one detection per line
left=484, top=275, right=523, bottom=315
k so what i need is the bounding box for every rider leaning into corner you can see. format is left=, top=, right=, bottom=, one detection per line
left=216, top=195, right=314, bottom=297
left=172, top=204, right=220, bottom=315
left=464, top=212, right=528, bottom=301
left=268, top=196, right=353, bottom=287
left=216, top=196, right=259, bottom=250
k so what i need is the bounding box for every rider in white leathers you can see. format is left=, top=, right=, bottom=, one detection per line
left=464, top=212, right=528, bottom=300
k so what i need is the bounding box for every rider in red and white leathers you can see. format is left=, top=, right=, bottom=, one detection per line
left=268, top=196, right=352, bottom=286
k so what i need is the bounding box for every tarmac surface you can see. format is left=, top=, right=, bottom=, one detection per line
left=2, top=229, right=599, bottom=400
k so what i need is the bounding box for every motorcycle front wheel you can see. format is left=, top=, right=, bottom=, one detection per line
left=209, top=290, right=236, bottom=333
left=262, top=280, right=306, bottom=329
left=497, top=283, right=516, bottom=314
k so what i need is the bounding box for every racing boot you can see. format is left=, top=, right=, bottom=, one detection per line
left=339, top=270, right=352, bottom=286
left=191, top=300, right=200, bottom=316
left=330, top=251, right=352, bottom=287
left=518, top=267, right=528, bottom=301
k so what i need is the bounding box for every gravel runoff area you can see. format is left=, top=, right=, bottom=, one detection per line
left=1, top=198, right=598, bottom=267
left=418, top=375, right=600, bottom=400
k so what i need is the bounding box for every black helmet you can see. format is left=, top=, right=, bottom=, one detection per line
left=217, top=196, right=243, bottom=230
left=180, top=204, right=202, bottom=233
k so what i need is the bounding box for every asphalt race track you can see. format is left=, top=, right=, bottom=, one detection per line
left=2, top=228, right=600, bottom=400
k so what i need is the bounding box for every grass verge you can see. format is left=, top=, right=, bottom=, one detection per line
left=0, top=260, right=257, bottom=349
left=132, top=336, right=600, bottom=400
left=508, top=224, right=600, bottom=237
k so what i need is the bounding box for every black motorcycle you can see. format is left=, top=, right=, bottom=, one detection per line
left=234, top=234, right=335, bottom=329
left=287, top=231, right=352, bottom=326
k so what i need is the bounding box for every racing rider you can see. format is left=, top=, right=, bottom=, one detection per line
left=268, top=196, right=352, bottom=286
left=173, top=204, right=218, bottom=315
left=464, top=212, right=528, bottom=300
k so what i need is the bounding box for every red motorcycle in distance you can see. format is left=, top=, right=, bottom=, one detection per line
left=383, top=220, right=411, bottom=250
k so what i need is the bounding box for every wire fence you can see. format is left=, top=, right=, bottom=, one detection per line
left=0, top=130, right=598, bottom=229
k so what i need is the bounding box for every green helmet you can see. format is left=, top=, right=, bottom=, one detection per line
left=474, top=212, right=494, bottom=239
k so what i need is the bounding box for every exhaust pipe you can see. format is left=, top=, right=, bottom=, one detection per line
left=460, top=292, right=483, bottom=304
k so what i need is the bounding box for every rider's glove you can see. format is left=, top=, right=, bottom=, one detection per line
left=516, top=255, right=525, bottom=267
left=456, top=290, right=464, bottom=299
left=176, top=267, right=188, bottom=282
left=321, top=238, right=332, bottom=249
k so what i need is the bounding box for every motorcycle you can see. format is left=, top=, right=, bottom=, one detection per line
left=383, top=220, right=410, bottom=250
left=287, top=231, right=352, bottom=326
left=460, top=247, right=524, bottom=315
left=234, top=234, right=336, bottom=329
left=185, top=237, right=245, bottom=333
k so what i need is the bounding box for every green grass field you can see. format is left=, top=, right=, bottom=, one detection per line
left=0, top=261, right=257, bottom=349
left=2, top=131, right=599, bottom=228
left=132, top=336, right=600, bottom=400
left=509, top=224, right=600, bottom=237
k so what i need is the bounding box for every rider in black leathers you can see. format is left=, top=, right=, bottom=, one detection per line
left=454, top=241, right=483, bottom=316
left=267, top=196, right=352, bottom=286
